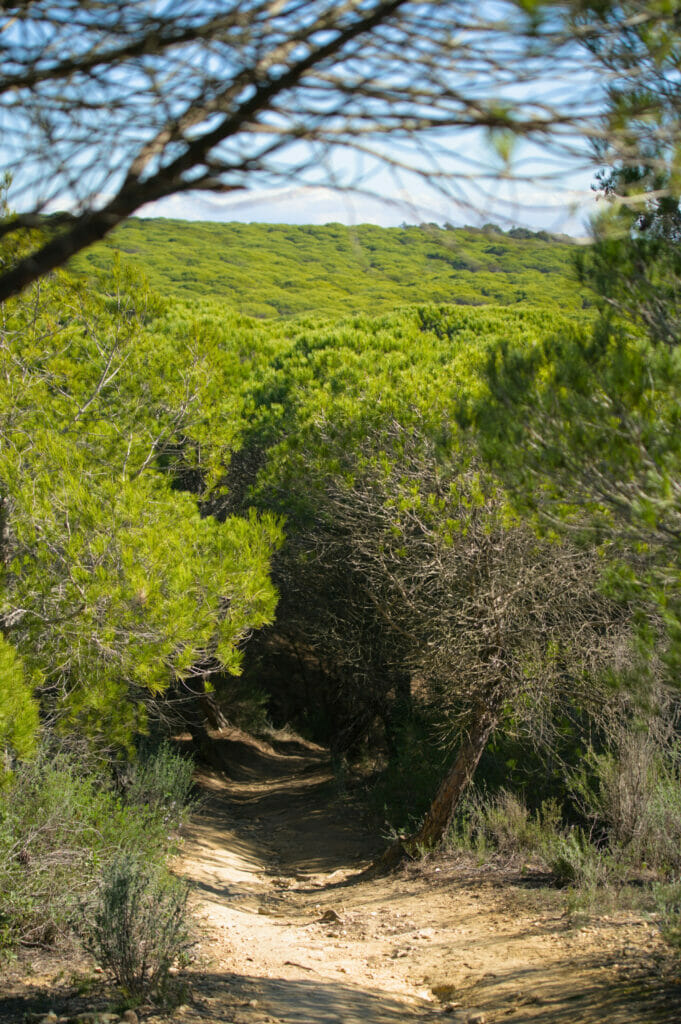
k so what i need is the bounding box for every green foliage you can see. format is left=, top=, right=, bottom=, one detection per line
left=241, top=303, right=567, bottom=521
left=0, top=743, right=193, bottom=950
left=210, top=675, right=272, bottom=735
left=0, top=636, right=39, bottom=766
left=570, top=731, right=681, bottom=876
left=124, top=741, right=195, bottom=820
left=449, top=789, right=563, bottom=860
left=3, top=195, right=678, bottom=959
left=226, top=298, right=632, bottom=862
left=367, top=714, right=448, bottom=834
left=0, top=261, right=282, bottom=750
left=469, top=182, right=681, bottom=682
left=654, top=881, right=681, bottom=952
left=443, top=722, right=681, bottom=936
left=85, top=854, right=191, bottom=1004
left=542, top=829, right=615, bottom=889
left=71, top=220, right=585, bottom=319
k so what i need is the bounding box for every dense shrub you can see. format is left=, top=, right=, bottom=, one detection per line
left=442, top=729, right=681, bottom=952
left=0, top=743, right=193, bottom=950
left=73, top=220, right=582, bottom=318
left=85, top=854, right=192, bottom=1003
left=448, top=789, right=562, bottom=860
left=542, top=830, right=617, bottom=889
left=571, top=733, right=681, bottom=876
left=654, top=882, right=681, bottom=952
left=125, top=741, right=196, bottom=820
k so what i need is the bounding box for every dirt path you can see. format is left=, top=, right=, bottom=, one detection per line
left=170, top=729, right=681, bottom=1024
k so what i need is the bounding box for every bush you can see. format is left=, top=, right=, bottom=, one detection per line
left=0, top=753, right=121, bottom=947
left=448, top=788, right=563, bottom=860
left=85, top=854, right=192, bottom=1003
left=570, top=731, right=681, bottom=875
left=542, top=829, right=615, bottom=889
left=643, top=770, right=681, bottom=875
left=653, top=882, right=681, bottom=952
left=0, top=742, right=194, bottom=950
left=125, top=741, right=195, bottom=823
left=215, top=677, right=272, bottom=736
left=445, top=787, right=629, bottom=894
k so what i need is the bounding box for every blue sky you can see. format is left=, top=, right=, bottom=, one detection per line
left=134, top=12, right=605, bottom=237
left=3, top=1, right=606, bottom=239
left=139, top=177, right=598, bottom=234
left=139, top=162, right=600, bottom=237
left=137, top=112, right=603, bottom=236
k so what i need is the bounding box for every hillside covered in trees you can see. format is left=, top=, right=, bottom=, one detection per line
left=72, top=219, right=583, bottom=318
left=5, top=0, right=681, bottom=1016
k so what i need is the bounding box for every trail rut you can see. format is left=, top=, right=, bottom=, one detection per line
left=172, top=729, right=681, bottom=1024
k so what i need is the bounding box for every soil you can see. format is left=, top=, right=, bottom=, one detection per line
left=3, top=726, right=681, bottom=1024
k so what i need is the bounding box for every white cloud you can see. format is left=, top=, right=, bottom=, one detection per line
left=138, top=186, right=407, bottom=226
left=138, top=180, right=598, bottom=236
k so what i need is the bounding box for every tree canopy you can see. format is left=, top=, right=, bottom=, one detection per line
left=0, top=251, right=282, bottom=756
left=3, top=0, right=681, bottom=885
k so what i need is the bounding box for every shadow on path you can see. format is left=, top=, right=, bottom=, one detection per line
left=185, top=731, right=380, bottom=877
left=193, top=971, right=437, bottom=1024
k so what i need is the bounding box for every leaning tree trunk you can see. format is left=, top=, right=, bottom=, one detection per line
left=370, top=693, right=503, bottom=874
left=411, top=700, right=500, bottom=850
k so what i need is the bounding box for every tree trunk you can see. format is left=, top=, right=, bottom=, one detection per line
left=198, top=688, right=229, bottom=732
left=184, top=677, right=228, bottom=744
left=369, top=693, right=502, bottom=875
left=410, top=700, right=500, bottom=850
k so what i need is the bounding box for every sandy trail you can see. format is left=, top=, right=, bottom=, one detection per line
left=175, top=729, right=681, bottom=1024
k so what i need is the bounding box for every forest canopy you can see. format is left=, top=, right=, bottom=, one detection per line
left=73, top=219, right=582, bottom=318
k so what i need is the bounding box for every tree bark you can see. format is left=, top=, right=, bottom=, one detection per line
left=183, top=677, right=229, bottom=740
left=411, top=700, right=500, bottom=850
left=369, top=692, right=502, bottom=874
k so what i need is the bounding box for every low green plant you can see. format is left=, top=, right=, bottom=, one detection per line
left=542, top=829, right=614, bottom=889
left=125, top=741, right=195, bottom=823
left=447, top=788, right=563, bottom=860
left=85, top=854, right=192, bottom=1004
left=0, top=742, right=194, bottom=951
left=643, top=771, right=681, bottom=875
left=653, top=881, right=681, bottom=952
left=570, top=732, right=681, bottom=876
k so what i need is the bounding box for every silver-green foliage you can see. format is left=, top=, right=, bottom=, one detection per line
left=571, top=730, right=681, bottom=876
left=86, top=854, right=191, bottom=1002
left=0, top=745, right=192, bottom=950
left=449, top=788, right=563, bottom=861
left=124, top=741, right=195, bottom=819
left=654, top=882, right=681, bottom=952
